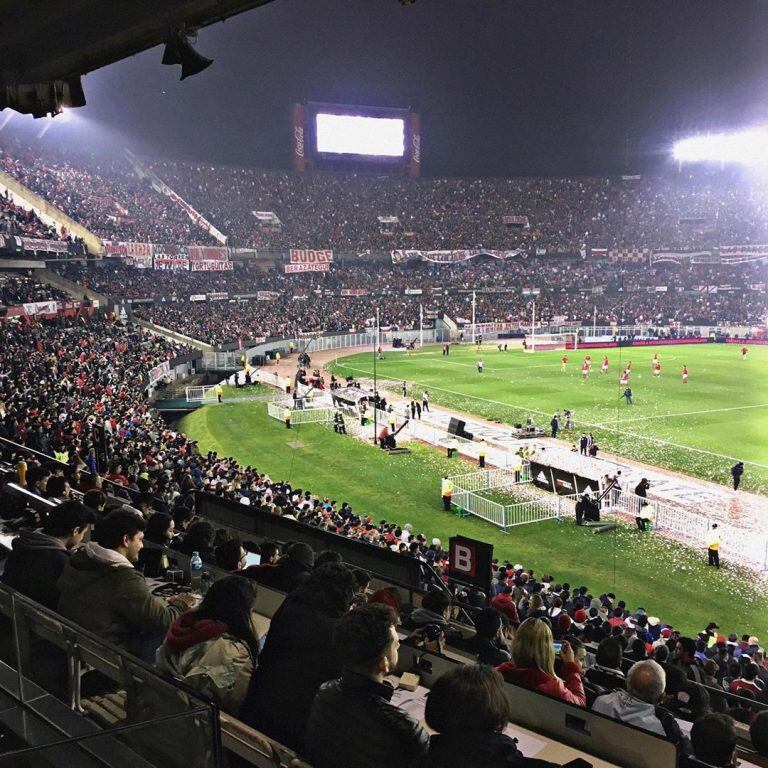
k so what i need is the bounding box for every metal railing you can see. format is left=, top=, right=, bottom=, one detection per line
left=0, top=583, right=221, bottom=767
left=604, top=490, right=768, bottom=571
left=266, top=402, right=334, bottom=425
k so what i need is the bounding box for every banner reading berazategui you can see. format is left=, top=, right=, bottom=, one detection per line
left=284, top=249, right=334, bottom=273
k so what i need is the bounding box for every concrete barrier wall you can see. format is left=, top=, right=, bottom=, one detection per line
left=0, top=169, right=104, bottom=255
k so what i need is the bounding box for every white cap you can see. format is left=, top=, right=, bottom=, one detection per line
left=432, top=538, right=441, bottom=547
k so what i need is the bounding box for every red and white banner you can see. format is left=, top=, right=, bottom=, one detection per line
left=257, top=291, right=281, bottom=300
left=391, top=249, right=523, bottom=264
left=207, top=292, right=229, bottom=301
left=608, top=248, right=651, bottom=262
left=124, top=149, right=228, bottom=244
left=102, top=241, right=154, bottom=268
left=187, top=245, right=229, bottom=261
left=190, top=260, right=234, bottom=272
left=22, top=300, right=59, bottom=315
left=719, top=244, right=768, bottom=261
left=340, top=289, right=368, bottom=296
left=285, top=263, right=330, bottom=274
left=289, top=248, right=334, bottom=265
left=503, top=215, right=530, bottom=228
left=147, top=360, right=171, bottom=386
left=19, top=237, right=69, bottom=253
left=153, top=244, right=189, bottom=271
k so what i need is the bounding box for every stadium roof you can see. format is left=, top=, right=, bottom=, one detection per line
left=0, top=0, right=275, bottom=86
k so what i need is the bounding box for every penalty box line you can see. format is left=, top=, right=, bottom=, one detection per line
left=333, top=362, right=768, bottom=471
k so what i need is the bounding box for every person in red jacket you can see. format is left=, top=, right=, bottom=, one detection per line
left=490, top=585, right=520, bottom=625
left=497, top=617, right=586, bottom=707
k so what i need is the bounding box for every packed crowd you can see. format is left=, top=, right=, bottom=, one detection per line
left=151, top=157, right=768, bottom=252
left=51, top=257, right=768, bottom=347
left=2, top=136, right=768, bottom=257
left=0, top=190, right=59, bottom=239
left=0, top=272, right=69, bottom=305
left=3, top=482, right=768, bottom=768
left=0, top=307, right=764, bottom=766
left=0, top=137, right=217, bottom=245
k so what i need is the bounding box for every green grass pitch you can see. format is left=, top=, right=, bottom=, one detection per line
left=178, top=398, right=768, bottom=637
left=329, top=343, right=768, bottom=495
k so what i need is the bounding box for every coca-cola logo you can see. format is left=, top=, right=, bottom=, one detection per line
left=294, top=126, right=305, bottom=157
left=411, top=133, right=421, bottom=164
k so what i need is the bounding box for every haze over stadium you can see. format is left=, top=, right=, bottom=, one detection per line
left=0, top=2, right=767, bottom=768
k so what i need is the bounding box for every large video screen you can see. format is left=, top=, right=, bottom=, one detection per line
left=315, top=113, right=405, bottom=157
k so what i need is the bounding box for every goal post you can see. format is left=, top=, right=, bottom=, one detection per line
left=524, top=332, right=578, bottom=352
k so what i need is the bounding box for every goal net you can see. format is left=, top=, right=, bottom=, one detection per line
left=524, top=333, right=577, bottom=352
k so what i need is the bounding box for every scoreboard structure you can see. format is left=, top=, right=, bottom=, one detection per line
left=291, top=101, right=421, bottom=177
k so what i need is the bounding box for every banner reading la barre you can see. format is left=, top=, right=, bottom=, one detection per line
left=391, top=248, right=524, bottom=264
left=284, top=248, right=334, bottom=273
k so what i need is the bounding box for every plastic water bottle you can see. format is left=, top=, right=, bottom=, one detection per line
left=189, top=551, right=203, bottom=593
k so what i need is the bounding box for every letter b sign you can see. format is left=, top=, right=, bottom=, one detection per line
left=448, top=536, right=493, bottom=593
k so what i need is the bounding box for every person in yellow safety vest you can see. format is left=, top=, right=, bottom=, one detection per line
left=360, top=406, right=368, bottom=426
left=478, top=447, right=486, bottom=468
left=215, top=384, right=224, bottom=403
left=388, top=411, right=396, bottom=431
left=441, top=476, right=454, bottom=511
left=707, top=524, right=720, bottom=569
left=241, top=354, right=247, bottom=368
left=284, top=376, right=291, bottom=394
left=284, top=407, right=292, bottom=429
left=275, top=351, right=281, bottom=366
left=513, top=457, right=523, bottom=483
left=289, top=341, right=295, bottom=353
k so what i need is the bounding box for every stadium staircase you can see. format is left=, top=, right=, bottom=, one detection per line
left=39, top=267, right=109, bottom=307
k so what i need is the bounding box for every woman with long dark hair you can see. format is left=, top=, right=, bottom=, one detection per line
left=422, top=665, right=559, bottom=767
left=156, top=576, right=259, bottom=714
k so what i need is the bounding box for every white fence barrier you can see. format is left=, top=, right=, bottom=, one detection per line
left=266, top=402, right=335, bottom=425
left=604, top=489, right=768, bottom=571
left=447, top=466, right=573, bottom=531
left=185, top=385, right=218, bottom=402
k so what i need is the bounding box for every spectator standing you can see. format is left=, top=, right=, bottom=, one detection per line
left=240, top=563, right=357, bottom=751
left=305, top=604, right=429, bottom=768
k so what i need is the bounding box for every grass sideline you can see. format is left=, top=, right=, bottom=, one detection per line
left=329, top=343, right=768, bottom=494
left=179, top=400, right=768, bottom=637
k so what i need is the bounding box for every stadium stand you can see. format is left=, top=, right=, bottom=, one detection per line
left=51, top=257, right=768, bottom=347
left=0, top=139, right=766, bottom=767
left=0, top=137, right=219, bottom=245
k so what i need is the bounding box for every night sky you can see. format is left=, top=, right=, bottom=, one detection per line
left=8, top=0, right=768, bottom=177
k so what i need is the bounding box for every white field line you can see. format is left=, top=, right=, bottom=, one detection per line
left=333, top=362, right=768, bottom=470
left=592, top=402, right=768, bottom=426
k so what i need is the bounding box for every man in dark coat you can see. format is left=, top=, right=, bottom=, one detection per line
left=305, top=604, right=429, bottom=768
left=731, top=462, right=744, bottom=491
left=1, top=500, right=96, bottom=609
left=240, top=563, right=357, bottom=752
left=266, top=541, right=315, bottom=593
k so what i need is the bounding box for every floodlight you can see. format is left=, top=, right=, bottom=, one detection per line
left=672, top=127, right=768, bottom=165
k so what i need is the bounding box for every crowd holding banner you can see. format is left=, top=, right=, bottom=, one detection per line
left=100, top=241, right=234, bottom=271
left=391, top=248, right=525, bottom=264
